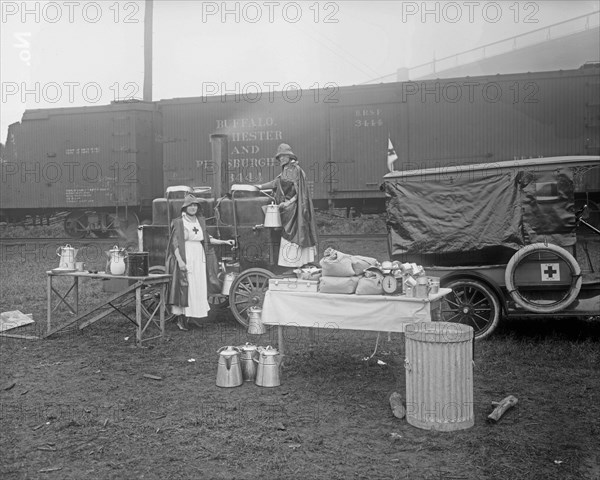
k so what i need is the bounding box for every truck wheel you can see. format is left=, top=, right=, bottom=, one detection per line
left=504, top=243, right=581, bottom=314
left=229, top=268, right=275, bottom=328
left=440, top=279, right=501, bottom=340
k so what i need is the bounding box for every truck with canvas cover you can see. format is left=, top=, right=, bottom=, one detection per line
left=381, top=156, right=600, bottom=339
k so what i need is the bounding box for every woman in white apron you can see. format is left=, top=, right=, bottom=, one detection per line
left=165, top=195, right=235, bottom=330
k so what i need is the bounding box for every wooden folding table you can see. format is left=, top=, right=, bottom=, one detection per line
left=45, top=271, right=171, bottom=346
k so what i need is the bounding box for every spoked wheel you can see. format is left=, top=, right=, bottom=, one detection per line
left=440, top=279, right=501, bottom=340
left=141, top=266, right=175, bottom=322
left=64, top=211, right=89, bottom=238
left=229, top=268, right=275, bottom=328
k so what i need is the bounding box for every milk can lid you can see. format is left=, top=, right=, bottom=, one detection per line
left=218, top=345, right=240, bottom=355
left=259, top=345, right=279, bottom=355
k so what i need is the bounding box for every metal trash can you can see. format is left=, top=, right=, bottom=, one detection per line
left=404, top=322, right=474, bottom=431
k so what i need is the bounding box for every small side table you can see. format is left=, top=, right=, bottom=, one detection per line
left=45, top=271, right=171, bottom=346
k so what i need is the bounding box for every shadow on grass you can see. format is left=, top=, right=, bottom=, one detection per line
left=494, top=316, right=600, bottom=342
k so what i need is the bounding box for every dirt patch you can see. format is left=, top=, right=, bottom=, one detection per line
left=1, top=238, right=599, bottom=479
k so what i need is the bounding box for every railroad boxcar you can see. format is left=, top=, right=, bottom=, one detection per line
left=157, top=64, right=599, bottom=213
left=2, top=64, right=598, bottom=235
left=0, top=101, right=162, bottom=237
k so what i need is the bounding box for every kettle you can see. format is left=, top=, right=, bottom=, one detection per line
left=238, top=343, right=259, bottom=381
left=106, top=245, right=127, bottom=275
left=216, top=346, right=243, bottom=388
left=254, top=345, right=282, bottom=387
left=262, top=203, right=282, bottom=228
left=56, top=244, right=78, bottom=270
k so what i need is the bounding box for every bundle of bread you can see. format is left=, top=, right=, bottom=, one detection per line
left=318, top=250, right=428, bottom=296
left=319, top=248, right=380, bottom=294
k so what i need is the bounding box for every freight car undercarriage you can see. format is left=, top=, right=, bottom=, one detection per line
left=0, top=207, right=151, bottom=238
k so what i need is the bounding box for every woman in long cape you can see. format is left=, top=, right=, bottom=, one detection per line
left=256, top=143, right=318, bottom=267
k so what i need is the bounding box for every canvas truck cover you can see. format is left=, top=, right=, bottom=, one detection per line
left=382, top=161, right=580, bottom=261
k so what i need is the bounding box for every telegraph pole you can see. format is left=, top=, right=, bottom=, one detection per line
left=143, top=0, right=153, bottom=101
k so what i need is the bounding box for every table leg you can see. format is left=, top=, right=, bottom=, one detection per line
left=47, top=275, right=52, bottom=335
left=160, top=282, right=165, bottom=340
left=136, top=286, right=142, bottom=346
left=278, top=325, right=284, bottom=356
left=74, top=277, right=79, bottom=315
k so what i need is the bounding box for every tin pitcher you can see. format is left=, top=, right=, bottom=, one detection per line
left=106, top=246, right=127, bottom=275
left=254, top=345, right=282, bottom=387
left=56, top=244, right=79, bottom=270
left=238, top=343, right=259, bottom=381
left=216, top=346, right=243, bottom=387
left=263, top=203, right=282, bottom=228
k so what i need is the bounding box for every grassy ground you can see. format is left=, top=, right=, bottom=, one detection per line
left=1, top=224, right=600, bottom=479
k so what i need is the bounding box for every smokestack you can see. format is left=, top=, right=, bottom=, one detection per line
left=143, top=0, right=153, bottom=101
left=210, top=134, right=229, bottom=198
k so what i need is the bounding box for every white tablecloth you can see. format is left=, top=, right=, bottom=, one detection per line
left=261, top=288, right=451, bottom=333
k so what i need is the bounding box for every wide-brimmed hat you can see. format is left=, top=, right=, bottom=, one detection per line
left=181, top=194, right=201, bottom=211
left=275, top=143, right=297, bottom=160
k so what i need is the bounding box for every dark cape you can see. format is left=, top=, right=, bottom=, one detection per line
left=273, top=162, right=318, bottom=248
left=165, top=215, right=221, bottom=308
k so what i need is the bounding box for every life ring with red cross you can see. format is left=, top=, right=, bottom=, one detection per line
left=504, top=243, right=582, bottom=314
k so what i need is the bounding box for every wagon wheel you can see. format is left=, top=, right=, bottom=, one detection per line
left=64, top=211, right=88, bottom=238
left=141, top=266, right=175, bottom=322
left=229, top=268, right=275, bottom=328
left=440, top=279, right=501, bottom=340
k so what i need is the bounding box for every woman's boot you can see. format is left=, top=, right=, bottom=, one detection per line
left=176, top=315, right=188, bottom=331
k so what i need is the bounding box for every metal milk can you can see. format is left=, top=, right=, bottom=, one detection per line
left=216, top=346, right=243, bottom=388
left=56, top=244, right=79, bottom=269
left=238, top=343, right=259, bottom=381
left=247, top=306, right=266, bottom=335
left=221, top=272, right=239, bottom=295
left=254, top=345, right=282, bottom=387
left=106, top=246, right=127, bottom=275
left=416, top=276, right=431, bottom=298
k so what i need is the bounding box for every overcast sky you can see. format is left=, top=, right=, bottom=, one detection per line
left=1, top=0, right=598, bottom=142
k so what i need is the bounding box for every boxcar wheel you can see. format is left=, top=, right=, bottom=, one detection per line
left=64, top=212, right=88, bottom=238
left=229, top=268, right=275, bottom=328
left=440, top=279, right=501, bottom=340
left=109, top=212, right=139, bottom=239
left=92, top=229, right=112, bottom=238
